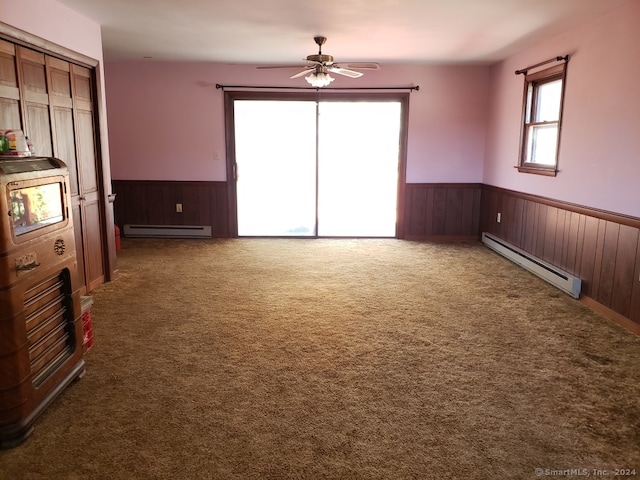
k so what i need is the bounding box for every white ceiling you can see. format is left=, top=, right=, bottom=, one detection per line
left=56, top=0, right=624, bottom=65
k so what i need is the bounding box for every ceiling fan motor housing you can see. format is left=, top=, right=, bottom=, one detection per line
left=307, top=54, right=334, bottom=65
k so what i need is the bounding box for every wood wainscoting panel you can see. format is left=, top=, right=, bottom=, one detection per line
left=403, top=183, right=481, bottom=240
left=112, top=180, right=229, bottom=238
left=631, top=240, right=640, bottom=325
left=563, top=211, right=582, bottom=275
left=481, top=185, right=640, bottom=329
left=581, top=216, right=602, bottom=298
left=610, top=224, right=639, bottom=319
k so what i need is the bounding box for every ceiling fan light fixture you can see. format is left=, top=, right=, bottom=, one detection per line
left=305, top=71, right=334, bottom=88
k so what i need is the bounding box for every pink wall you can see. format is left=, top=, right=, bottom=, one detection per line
left=483, top=0, right=640, bottom=217
left=2, top=0, right=103, bottom=62
left=105, top=62, right=489, bottom=183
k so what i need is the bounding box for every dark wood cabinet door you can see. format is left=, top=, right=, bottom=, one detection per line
left=0, top=39, right=21, bottom=130
left=75, top=109, right=98, bottom=193
left=72, top=64, right=104, bottom=291
left=82, top=197, right=105, bottom=290
left=46, top=56, right=79, bottom=196
left=17, top=46, right=53, bottom=157
left=71, top=201, right=87, bottom=293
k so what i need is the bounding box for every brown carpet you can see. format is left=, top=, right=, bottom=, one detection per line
left=1, top=238, right=639, bottom=480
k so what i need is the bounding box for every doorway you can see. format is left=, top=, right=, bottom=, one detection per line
left=227, top=92, right=407, bottom=237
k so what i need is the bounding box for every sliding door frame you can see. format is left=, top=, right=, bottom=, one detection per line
left=224, top=90, right=409, bottom=238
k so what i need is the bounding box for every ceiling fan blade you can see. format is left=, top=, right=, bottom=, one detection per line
left=328, top=67, right=364, bottom=78
left=257, top=59, right=322, bottom=70
left=256, top=65, right=308, bottom=70
left=290, top=68, right=316, bottom=79
left=345, top=62, right=381, bottom=70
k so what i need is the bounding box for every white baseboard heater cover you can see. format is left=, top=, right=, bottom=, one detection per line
left=123, top=224, right=212, bottom=239
left=482, top=232, right=581, bottom=298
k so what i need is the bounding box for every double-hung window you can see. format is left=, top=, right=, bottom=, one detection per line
left=517, top=60, right=567, bottom=176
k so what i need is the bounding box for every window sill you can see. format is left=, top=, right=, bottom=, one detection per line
left=515, top=165, right=557, bottom=177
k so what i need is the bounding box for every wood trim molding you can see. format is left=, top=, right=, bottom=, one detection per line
left=404, top=235, right=480, bottom=243
left=580, top=296, right=640, bottom=336
left=0, top=22, right=97, bottom=68
left=408, top=182, right=484, bottom=189
left=482, top=184, right=640, bottom=229
left=515, top=165, right=557, bottom=176
left=112, top=179, right=228, bottom=187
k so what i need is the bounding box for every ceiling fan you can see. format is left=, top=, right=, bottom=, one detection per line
left=257, top=36, right=380, bottom=87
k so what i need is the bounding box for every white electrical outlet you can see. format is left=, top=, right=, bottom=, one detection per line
left=497, top=212, right=501, bottom=223
left=176, top=203, right=183, bottom=213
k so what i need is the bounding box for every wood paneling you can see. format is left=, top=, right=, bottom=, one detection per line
left=18, top=48, right=46, bottom=91
left=112, top=180, right=229, bottom=238
left=115, top=181, right=475, bottom=241
left=481, top=185, right=640, bottom=327
left=0, top=98, right=20, bottom=129
left=68, top=63, right=107, bottom=293
left=631, top=241, right=640, bottom=325
left=83, top=199, right=105, bottom=291
left=0, top=39, right=17, bottom=84
left=23, top=103, right=52, bottom=157
left=47, top=57, right=78, bottom=199
left=612, top=225, right=639, bottom=318
left=72, top=203, right=86, bottom=290
left=71, top=65, right=92, bottom=101
left=48, top=57, right=71, bottom=98
left=53, top=108, right=78, bottom=193
left=17, top=46, right=53, bottom=157
left=0, top=40, right=21, bottom=130
left=403, top=183, right=482, bottom=240
left=74, top=110, right=98, bottom=192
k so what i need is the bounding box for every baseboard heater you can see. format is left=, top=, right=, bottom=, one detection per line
left=123, top=224, right=212, bottom=239
left=481, top=232, right=581, bottom=298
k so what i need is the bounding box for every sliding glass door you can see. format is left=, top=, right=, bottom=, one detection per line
left=232, top=95, right=405, bottom=237
left=234, top=100, right=317, bottom=236
left=317, top=101, right=401, bottom=237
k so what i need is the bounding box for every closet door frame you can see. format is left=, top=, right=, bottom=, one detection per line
left=224, top=90, right=410, bottom=238
left=0, top=22, right=118, bottom=287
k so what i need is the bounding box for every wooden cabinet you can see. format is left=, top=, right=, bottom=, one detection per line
left=0, top=38, right=108, bottom=294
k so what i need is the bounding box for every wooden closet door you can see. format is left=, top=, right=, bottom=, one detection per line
left=1, top=37, right=110, bottom=294
left=46, top=57, right=78, bottom=194
left=0, top=39, right=21, bottom=130
left=16, top=46, right=52, bottom=157
left=71, top=64, right=104, bottom=291
left=45, top=56, right=87, bottom=292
